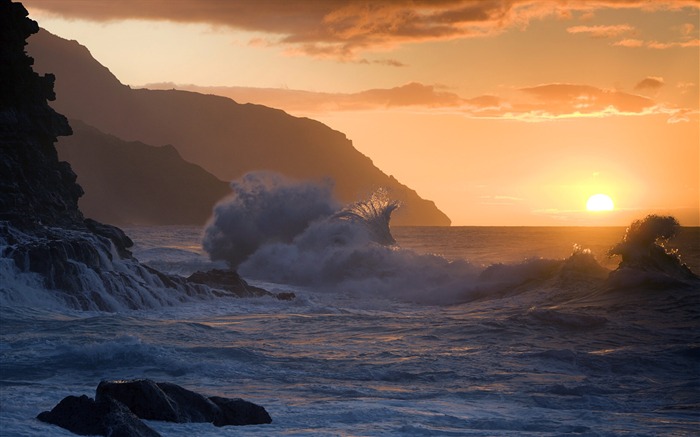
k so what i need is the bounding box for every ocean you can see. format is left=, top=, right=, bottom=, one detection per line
left=1, top=224, right=699, bottom=436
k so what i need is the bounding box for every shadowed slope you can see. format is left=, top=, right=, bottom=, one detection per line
left=27, top=29, right=450, bottom=226
left=57, top=120, right=231, bottom=225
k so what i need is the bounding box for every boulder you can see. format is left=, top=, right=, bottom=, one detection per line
left=209, top=396, right=274, bottom=427
left=37, top=394, right=161, bottom=437
left=188, top=268, right=294, bottom=300
left=96, top=379, right=272, bottom=426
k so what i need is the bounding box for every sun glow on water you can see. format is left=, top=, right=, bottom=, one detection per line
left=586, top=194, right=614, bottom=212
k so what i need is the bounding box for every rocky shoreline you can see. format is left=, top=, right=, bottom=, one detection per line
left=1, top=2, right=276, bottom=435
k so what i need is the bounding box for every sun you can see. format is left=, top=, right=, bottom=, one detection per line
left=586, top=194, right=614, bottom=211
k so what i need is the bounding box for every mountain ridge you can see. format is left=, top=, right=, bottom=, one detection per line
left=27, top=29, right=451, bottom=226
left=57, top=119, right=231, bottom=225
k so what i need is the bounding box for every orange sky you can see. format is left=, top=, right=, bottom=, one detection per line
left=24, top=0, right=700, bottom=226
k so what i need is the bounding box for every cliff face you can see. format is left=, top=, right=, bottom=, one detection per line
left=0, top=0, right=236, bottom=311
left=27, top=29, right=451, bottom=226
left=57, top=120, right=231, bottom=226
left=0, top=2, right=82, bottom=228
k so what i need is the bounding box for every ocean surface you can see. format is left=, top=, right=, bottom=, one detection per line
left=1, top=225, right=699, bottom=436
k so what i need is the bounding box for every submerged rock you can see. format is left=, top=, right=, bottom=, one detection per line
left=37, top=394, right=161, bottom=437
left=188, top=268, right=295, bottom=300
left=96, top=379, right=272, bottom=427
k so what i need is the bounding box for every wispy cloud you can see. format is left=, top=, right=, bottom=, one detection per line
left=611, top=19, right=699, bottom=49
left=144, top=81, right=693, bottom=122
left=614, top=38, right=700, bottom=49
left=24, top=0, right=700, bottom=60
left=566, top=24, right=634, bottom=38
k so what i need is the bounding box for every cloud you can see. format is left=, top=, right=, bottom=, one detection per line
left=634, top=76, right=665, bottom=91
left=614, top=37, right=700, bottom=49
left=612, top=20, right=699, bottom=49
left=612, top=38, right=645, bottom=47
left=517, top=83, right=656, bottom=114
left=24, top=0, right=700, bottom=59
left=567, top=24, right=634, bottom=38
left=676, top=81, right=697, bottom=93
left=645, top=39, right=700, bottom=49
left=144, top=81, right=690, bottom=122
left=145, top=82, right=465, bottom=112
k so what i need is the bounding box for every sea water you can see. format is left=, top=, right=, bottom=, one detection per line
left=1, top=225, right=699, bottom=436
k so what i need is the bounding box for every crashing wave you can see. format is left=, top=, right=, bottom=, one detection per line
left=0, top=222, right=225, bottom=312
left=332, top=188, right=399, bottom=246
left=607, top=215, right=698, bottom=288
left=202, top=172, right=338, bottom=269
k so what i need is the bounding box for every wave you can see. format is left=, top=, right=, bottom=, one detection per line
left=215, top=175, right=697, bottom=305
left=0, top=223, right=219, bottom=312
left=202, top=172, right=338, bottom=269
left=607, top=215, right=699, bottom=289
left=219, top=176, right=617, bottom=304
left=332, top=188, right=399, bottom=246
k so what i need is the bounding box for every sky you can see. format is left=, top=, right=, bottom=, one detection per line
left=23, top=0, right=700, bottom=226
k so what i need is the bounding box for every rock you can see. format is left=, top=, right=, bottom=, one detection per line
left=37, top=394, right=161, bottom=437
left=96, top=379, right=216, bottom=423
left=0, top=0, right=81, bottom=229
left=188, top=269, right=279, bottom=299
left=0, top=0, right=278, bottom=311
left=276, top=292, right=297, bottom=301
left=96, top=379, right=272, bottom=426
left=209, top=396, right=273, bottom=426
left=28, top=27, right=452, bottom=226
left=56, top=119, right=232, bottom=227
left=84, top=217, right=133, bottom=257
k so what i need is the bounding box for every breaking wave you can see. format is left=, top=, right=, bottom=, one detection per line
left=202, top=174, right=636, bottom=305
left=0, top=224, right=216, bottom=312
left=607, top=214, right=698, bottom=288
left=202, top=172, right=338, bottom=268
left=200, top=174, right=696, bottom=305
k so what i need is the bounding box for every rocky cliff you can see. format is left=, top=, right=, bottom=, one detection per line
left=0, top=0, right=259, bottom=311
left=0, top=2, right=81, bottom=228
left=57, top=120, right=231, bottom=225
left=27, top=29, right=451, bottom=226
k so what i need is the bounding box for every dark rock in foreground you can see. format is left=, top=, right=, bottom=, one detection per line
left=96, top=379, right=272, bottom=427
left=37, top=395, right=161, bottom=437
left=38, top=379, right=272, bottom=436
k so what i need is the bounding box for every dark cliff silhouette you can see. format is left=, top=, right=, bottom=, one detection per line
left=0, top=0, right=272, bottom=311
left=57, top=120, right=231, bottom=225
left=0, top=5, right=81, bottom=228
left=27, top=29, right=451, bottom=226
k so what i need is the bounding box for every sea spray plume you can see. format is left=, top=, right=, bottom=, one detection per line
left=608, top=214, right=697, bottom=284
left=239, top=190, right=484, bottom=304
left=333, top=188, right=399, bottom=245
left=612, top=214, right=680, bottom=255
left=202, top=172, right=339, bottom=268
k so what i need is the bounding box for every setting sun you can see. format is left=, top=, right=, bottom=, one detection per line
left=586, top=194, right=614, bottom=211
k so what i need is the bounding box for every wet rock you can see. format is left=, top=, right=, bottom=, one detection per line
left=96, top=379, right=272, bottom=426
left=37, top=394, right=161, bottom=437
left=84, top=217, right=133, bottom=257
left=209, top=395, right=274, bottom=426
left=188, top=268, right=290, bottom=299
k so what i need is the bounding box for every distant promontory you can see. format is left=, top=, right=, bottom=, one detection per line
left=27, top=29, right=451, bottom=226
